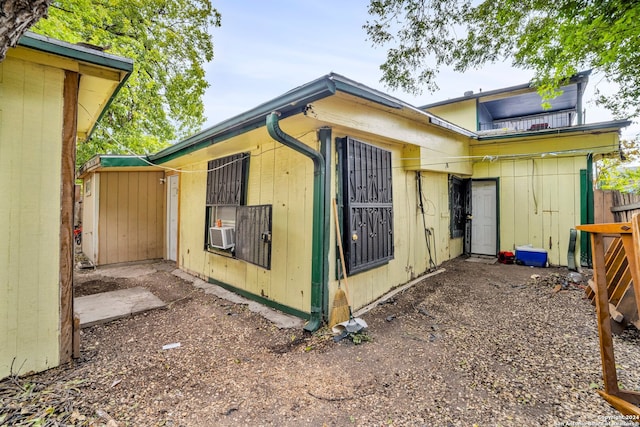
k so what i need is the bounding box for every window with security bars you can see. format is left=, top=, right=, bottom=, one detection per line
left=204, top=153, right=272, bottom=269
left=338, top=137, right=394, bottom=275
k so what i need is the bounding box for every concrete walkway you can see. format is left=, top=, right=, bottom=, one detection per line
left=75, top=287, right=165, bottom=328
left=74, top=261, right=304, bottom=329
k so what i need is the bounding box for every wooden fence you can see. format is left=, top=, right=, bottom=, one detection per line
left=595, top=190, right=640, bottom=223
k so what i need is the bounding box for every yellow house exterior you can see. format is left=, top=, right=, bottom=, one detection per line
left=0, top=33, right=132, bottom=379
left=142, top=74, right=476, bottom=329
left=82, top=72, right=627, bottom=331
left=423, top=74, right=627, bottom=267
left=471, top=128, right=624, bottom=266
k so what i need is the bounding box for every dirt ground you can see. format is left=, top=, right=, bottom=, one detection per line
left=2, top=257, right=640, bottom=426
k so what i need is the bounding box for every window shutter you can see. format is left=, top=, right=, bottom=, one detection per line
left=235, top=204, right=272, bottom=269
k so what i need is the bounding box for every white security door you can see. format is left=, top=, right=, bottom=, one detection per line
left=471, top=180, right=498, bottom=255
left=167, top=175, right=179, bottom=261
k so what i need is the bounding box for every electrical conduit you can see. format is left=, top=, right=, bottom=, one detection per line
left=266, top=112, right=326, bottom=332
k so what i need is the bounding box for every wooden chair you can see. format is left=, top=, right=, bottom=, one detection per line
left=576, top=215, right=640, bottom=416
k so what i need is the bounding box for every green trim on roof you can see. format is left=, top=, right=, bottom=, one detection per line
left=148, top=76, right=337, bottom=164
left=333, top=79, right=402, bottom=109
left=77, top=155, right=155, bottom=177
left=17, top=32, right=133, bottom=141
left=99, top=156, right=151, bottom=167
left=18, top=32, right=133, bottom=72
left=149, top=73, right=474, bottom=165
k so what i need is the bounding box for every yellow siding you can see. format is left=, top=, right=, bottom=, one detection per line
left=310, top=96, right=473, bottom=176
left=471, top=132, right=618, bottom=265
left=326, top=137, right=455, bottom=312
left=473, top=156, right=586, bottom=265
left=97, top=171, right=164, bottom=265
left=426, top=99, right=477, bottom=131
left=0, top=57, right=63, bottom=378
left=171, top=104, right=463, bottom=316
left=177, top=137, right=315, bottom=314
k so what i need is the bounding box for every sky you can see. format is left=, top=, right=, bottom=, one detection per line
left=202, top=1, right=637, bottom=139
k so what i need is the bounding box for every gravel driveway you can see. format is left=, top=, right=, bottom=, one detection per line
left=2, top=257, right=639, bottom=426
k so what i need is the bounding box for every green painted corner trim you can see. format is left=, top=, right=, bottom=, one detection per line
left=266, top=112, right=326, bottom=333
left=206, top=277, right=310, bottom=320
left=579, top=163, right=593, bottom=268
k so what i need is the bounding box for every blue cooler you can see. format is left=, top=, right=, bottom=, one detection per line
left=515, top=246, right=548, bottom=267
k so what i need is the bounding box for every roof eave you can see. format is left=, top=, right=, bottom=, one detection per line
left=421, top=70, right=592, bottom=110
left=149, top=72, right=478, bottom=165
left=149, top=75, right=338, bottom=164
left=18, top=31, right=133, bottom=72
left=77, top=155, right=159, bottom=178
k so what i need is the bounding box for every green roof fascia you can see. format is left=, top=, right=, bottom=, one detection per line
left=149, top=72, right=478, bottom=165
left=99, top=155, right=151, bottom=168
left=476, top=120, right=631, bottom=142
left=18, top=32, right=133, bottom=72
left=331, top=76, right=403, bottom=109
left=149, top=75, right=339, bottom=164
left=77, top=155, right=153, bottom=178
left=86, top=72, right=131, bottom=140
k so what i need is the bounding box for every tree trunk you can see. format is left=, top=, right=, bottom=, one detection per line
left=0, top=0, right=52, bottom=61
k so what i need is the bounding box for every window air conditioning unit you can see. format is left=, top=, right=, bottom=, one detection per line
left=209, top=226, right=235, bottom=250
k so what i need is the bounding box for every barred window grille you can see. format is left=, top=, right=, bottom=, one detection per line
left=204, top=153, right=272, bottom=270
left=339, top=137, right=394, bottom=275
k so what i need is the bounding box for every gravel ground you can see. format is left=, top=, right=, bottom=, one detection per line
left=1, top=257, right=639, bottom=426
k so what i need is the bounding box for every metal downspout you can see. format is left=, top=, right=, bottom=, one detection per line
left=266, top=112, right=327, bottom=332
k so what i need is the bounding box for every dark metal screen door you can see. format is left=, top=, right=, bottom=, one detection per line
left=464, top=179, right=472, bottom=254
left=340, top=137, right=394, bottom=275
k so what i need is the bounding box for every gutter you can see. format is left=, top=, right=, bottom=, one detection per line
left=149, top=76, right=337, bottom=164
left=266, top=112, right=326, bottom=332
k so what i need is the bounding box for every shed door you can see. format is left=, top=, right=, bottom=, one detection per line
left=471, top=180, right=498, bottom=255
left=167, top=175, right=179, bottom=261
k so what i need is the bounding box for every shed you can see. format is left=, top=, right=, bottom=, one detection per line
left=77, top=155, right=166, bottom=266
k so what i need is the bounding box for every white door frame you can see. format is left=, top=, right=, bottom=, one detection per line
left=471, top=179, right=499, bottom=256
left=166, top=174, right=179, bottom=262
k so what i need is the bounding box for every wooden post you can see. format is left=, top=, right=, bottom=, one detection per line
left=590, top=231, right=619, bottom=395
left=60, top=70, right=79, bottom=363
left=577, top=222, right=640, bottom=415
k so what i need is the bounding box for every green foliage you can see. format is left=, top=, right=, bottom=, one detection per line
left=597, top=139, right=640, bottom=192
left=32, top=0, right=220, bottom=165
left=365, top=0, right=640, bottom=119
